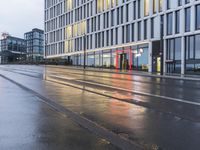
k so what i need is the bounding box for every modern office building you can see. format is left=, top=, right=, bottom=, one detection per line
left=24, top=28, right=44, bottom=62
left=0, top=34, right=26, bottom=64
left=44, top=0, right=200, bottom=75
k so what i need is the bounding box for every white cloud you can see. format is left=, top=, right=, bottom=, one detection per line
left=0, top=0, right=44, bottom=38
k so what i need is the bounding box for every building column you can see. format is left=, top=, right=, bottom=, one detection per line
left=163, top=39, right=166, bottom=74
left=148, top=42, right=152, bottom=73
left=181, top=36, right=185, bottom=75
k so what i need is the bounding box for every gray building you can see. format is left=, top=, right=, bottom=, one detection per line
left=0, top=35, right=26, bottom=64
left=44, top=0, right=200, bottom=75
left=24, top=28, right=44, bottom=62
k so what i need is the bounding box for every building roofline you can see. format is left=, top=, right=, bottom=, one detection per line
left=24, top=28, right=44, bottom=35
left=1, top=36, right=25, bottom=41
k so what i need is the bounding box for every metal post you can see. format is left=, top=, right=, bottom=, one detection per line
left=83, top=34, right=86, bottom=69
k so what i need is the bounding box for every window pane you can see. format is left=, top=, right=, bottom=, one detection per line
left=185, top=7, right=191, bottom=32
left=144, top=0, right=149, bottom=16
left=195, top=34, right=200, bottom=59
left=175, top=38, right=181, bottom=60
left=175, top=11, right=180, bottom=33
left=167, top=13, right=173, bottom=35
left=189, top=36, right=194, bottom=59
left=196, top=5, right=200, bottom=30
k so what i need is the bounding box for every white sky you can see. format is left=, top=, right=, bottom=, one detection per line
left=0, top=0, right=44, bottom=38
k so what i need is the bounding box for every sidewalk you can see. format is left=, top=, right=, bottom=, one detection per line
left=0, top=75, right=119, bottom=150
left=46, top=65, right=200, bottom=81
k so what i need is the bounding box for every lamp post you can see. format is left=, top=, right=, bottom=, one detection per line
left=83, top=34, right=87, bottom=69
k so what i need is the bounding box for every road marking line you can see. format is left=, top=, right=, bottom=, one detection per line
left=50, top=75, right=200, bottom=107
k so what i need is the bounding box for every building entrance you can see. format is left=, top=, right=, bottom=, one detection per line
left=152, top=41, right=163, bottom=73
left=119, top=53, right=128, bottom=70
left=116, top=48, right=132, bottom=70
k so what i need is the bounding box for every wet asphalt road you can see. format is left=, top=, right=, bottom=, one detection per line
left=0, top=65, right=200, bottom=150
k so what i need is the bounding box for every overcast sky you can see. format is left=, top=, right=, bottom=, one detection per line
left=0, top=0, right=44, bottom=38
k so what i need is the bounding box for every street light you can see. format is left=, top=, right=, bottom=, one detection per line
left=83, top=34, right=87, bottom=69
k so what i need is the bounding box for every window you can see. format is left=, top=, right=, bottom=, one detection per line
left=153, top=0, right=156, bottom=14
left=159, top=0, right=163, bottom=11
left=106, top=30, right=109, bottom=46
left=151, top=18, right=155, bottom=38
left=196, top=5, right=200, bottom=30
left=195, top=34, right=200, bottom=59
left=138, top=22, right=141, bottom=40
left=175, top=38, right=181, bottom=60
left=185, top=34, right=200, bottom=74
left=185, top=0, right=190, bottom=4
left=144, top=0, right=149, bottom=16
left=131, top=23, right=134, bottom=42
left=185, top=7, right=191, bottom=32
left=186, top=36, right=194, bottom=59
left=126, top=4, right=129, bottom=22
left=178, top=0, right=182, bottom=6
left=167, top=0, right=172, bottom=9
left=166, top=38, right=181, bottom=74
left=138, top=0, right=141, bottom=18
left=111, top=29, right=114, bottom=45
left=111, top=10, right=114, bottom=26
left=121, top=6, right=124, bottom=24
left=144, top=20, right=148, bottom=39
left=167, top=13, right=173, bottom=35
left=102, top=32, right=104, bottom=47
left=115, top=28, right=118, bottom=44
left=167, top=38, right=181, bottom=60
left=133, top=1, right=136, bottom=20
left=117, top=8, right=119, bottom=25
left=122, top=26, right=125, bottom=43
left=126, top=25, right=130, bottom=43
left=175, top=11, right=180, bottom=33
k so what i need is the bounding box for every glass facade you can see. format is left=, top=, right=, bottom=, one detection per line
left=0, top=36, right=26, bottom=64
left=87, top=52, right=95, bottom=67
left=132, top=47, right=149, bottom=71
left=103, top=50, right=111, bottom=68
left=166, top=38, right=181, bottom=74
left=185, top=34, right=200, bottom=74
left=70, top=44, right=149, bottom=72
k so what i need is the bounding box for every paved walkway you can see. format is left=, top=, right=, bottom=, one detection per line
left=0, top=75, right=119, bottom=150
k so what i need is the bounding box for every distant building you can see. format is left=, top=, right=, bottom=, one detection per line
left=24, top=28, right=44, bottom=62
left=0, top=35, right=26, bottom=64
